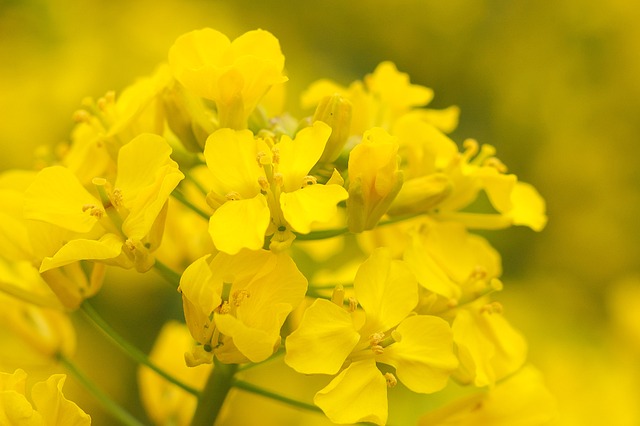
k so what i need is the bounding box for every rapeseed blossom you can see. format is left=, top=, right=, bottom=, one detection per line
left=0, top=26, right=554, bottom=425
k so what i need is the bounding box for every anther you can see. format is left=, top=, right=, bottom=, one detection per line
left=480, top=301, right=503, bottom=315
left=484, top=157, right=508, bottom=173
left=256, top=151, right=267, bottom=166
left=384, top=373, right=398, bottom=388
left=301, top=175, right=317, bottom=187
left=112, top=188, right=123, bottom=208
left=371, top=345, right=384, bottom=355
left=231, top=289, right=250, bottom=307
left=271, top=146, right=280, bottom=164
left=225, top=191, right=241, bottom=201
left=218, top=301, right=231, bottom=314
left=462, top=139, right=479, bottom=160
left=348, top=297, right=358, bottom=312
left=73, top=110, right=91, bottom=123
left=331, top=285, right=345, bottom=307
left=258, top=176, right=269, bottom=191
left=369, top=332, right=385, bottom=346
left=273, top=173, right=284, bottom=187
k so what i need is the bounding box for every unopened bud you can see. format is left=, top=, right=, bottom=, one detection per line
left=313, top=94, right=352, bottom=163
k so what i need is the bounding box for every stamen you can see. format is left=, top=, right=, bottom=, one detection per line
left=371, top=344, right=384, bottom=355
left=225, top=191, right=241, bottom=201
left=271, top=146, right=280, bottom=164
left=217, top=301, right=231, bottom=315
left=369, top=332, right=385, bottom=346
left=231, top=289, right=250, bottom=307
left=73, top=109, right=91, bottom=123
left=82, top=204, right=104, bottom=219
left=301, top=175, right=317, bottom=187
left=480, top=301, right=503, bottom=315
left=258, top=176, right=269, bottom=191
left=256, top=151, right=267, bottom=166
left=112, top=188, right=123, bottom=208
left=331, top=284, right=345, bottom=307
left=384, top=373, right=398, bottom=388
left=348, top=297, right=358, bottom=312
left=462, top=139, right=479, bottom=160
left=484, top=157, right=508, bottom=173
left=273, top=173, right=284, bottom=187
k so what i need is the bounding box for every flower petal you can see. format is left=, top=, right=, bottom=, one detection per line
left=285, top=298, right=360, bottom=375
left=24, top=166, right=101, bottom=233
left=277, top=122, right=331, bottom=193
left=314, top=359, right=388, bottom=426
left=354, top=248, right=418, bottom=332
left=39, top=234, right=124, bottom=272
left=208, top=195, right=270, bottom=254
left=31, top=374, right=91, bottom=425
left=379, top=315, right=458, bottom=393
left=280, top=184, right=348, bottom=234
left=204, top=128, right=264, bottom=198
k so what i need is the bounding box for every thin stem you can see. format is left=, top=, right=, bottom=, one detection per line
left=184, top=170, right=208, bottom=196
left=153, top=259, right=182, bottom=289
left=295, top=212, right=422, bottom=241
left=80, top=302, right=199, bottom=397
left=232, top=380, right=322, bottom=413
left=58, top=354, right=144, bottom=426
left=190, top=358, right=238, bottom=426
left=171, top=190, right=210, bottom=220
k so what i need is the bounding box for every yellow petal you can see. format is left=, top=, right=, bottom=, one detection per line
left=280, top=184, right=348, bottom=234
left=39, top=234, right=124, bottom=272
left=509, top=181, right=547, bottom=231
left=208, top=195, right=270, bottom=254
left=354, top=248, right=418, bottom=332
left=214, top=310, right=283, bottom=363
left=204, top=128, right=263, bottom=198
left=380, top=315, right=458, bottom=393
left=278, top=122, right=331, bottom=193
left=314, top=359, right=388, bottom=426
left=31, top=374, right=91, bottom=425
left=285, top=298, right=360, bottom=375
left=24, top=166, right=101, bottom=233
left=116, top=134, right=184, bottom=240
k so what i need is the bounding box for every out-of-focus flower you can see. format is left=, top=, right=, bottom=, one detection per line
left=0, top=369, right=91, bottom=425
left=139, top=321, right=211, bottom=426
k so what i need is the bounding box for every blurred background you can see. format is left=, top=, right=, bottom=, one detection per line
left=1, top=0, right=639, bottom=424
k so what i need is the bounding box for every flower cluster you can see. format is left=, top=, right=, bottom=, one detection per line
left=0, top=27, right=554, bottom=425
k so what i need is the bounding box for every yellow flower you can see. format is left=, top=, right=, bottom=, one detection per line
left=0, top=369, right=91, bottom=425
left=452, top=302, right=528, bottom=387
left=23, top=134, right=183, bottom=307
left=347, top=127, right=403, bottom=232
left=391, top=115, right=547, bottom=231
left=179, top=249, right=307, bottom=365
left=168, top=28, right=287, bottom=129
left=301, top=61, right=458, bottom=135
left=285, top=248, right=458, bottom=425
left=403, top=218, right=502, bottom=305
left=204, top=121, right=348, bottom=254
left=138, top=321, right=211, bottom=426
left=419, top=365, right=556, bottom=426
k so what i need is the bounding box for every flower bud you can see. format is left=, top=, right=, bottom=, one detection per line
left=313, top=94, right=353, bottom=163
left=347, top=128, right=403, bottom=232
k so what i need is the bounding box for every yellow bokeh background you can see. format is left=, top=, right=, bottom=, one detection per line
left=2, top=0, right=639, bottom=424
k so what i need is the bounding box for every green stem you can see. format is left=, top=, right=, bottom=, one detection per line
left=232, top=379, right=322, bottom=413
left=295, top=212, right=422, bottom=241
left=80, top=302, right=199, bottom=397
left=153, top=259, right=182, bottom=289
left=190, top=358, right=238, bottom=426
left=184, top=170, right=208, bottom=196
left=172, top=190, right=210, bottom=220
left=59, top=354, right=144, bottom=426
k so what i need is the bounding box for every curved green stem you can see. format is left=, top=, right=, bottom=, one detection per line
left=171, top=190, right=210, bottom=220
left=59, top=354, right=144, bottom=426
left=232, top=379, right=322, bottom=413
left=80, top=301, right=199, bottom=397
left=295, top=212, right=422, bottom=241
left=190, top=358, right=238, bottom=426
left=153, top=259, right=182, bottom=289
